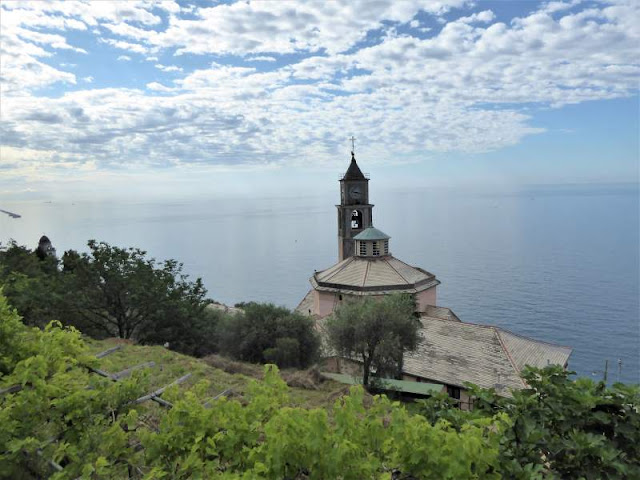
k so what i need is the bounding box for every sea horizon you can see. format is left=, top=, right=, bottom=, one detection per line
left=1, top=182, right=638, bottom=384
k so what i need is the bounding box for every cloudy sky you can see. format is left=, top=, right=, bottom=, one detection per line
left=1, top=0, right=638, bottom=200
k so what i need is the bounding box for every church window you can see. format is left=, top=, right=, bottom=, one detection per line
left=372, top=241, right=380, bottom=256
left=383, top=240, right=389, bottom=254
left=351, top=210, right=362, bottom=229
left=359, top=241, right=367, bottom=256
left=446, top=385, right=461, bottom=401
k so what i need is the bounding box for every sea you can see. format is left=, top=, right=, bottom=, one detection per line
left=1, top=184, right=638, bottom=384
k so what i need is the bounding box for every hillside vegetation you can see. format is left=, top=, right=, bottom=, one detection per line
left=2, top=294, right=639, bottom=480
left=0, top=240, right=319, bottom=367
left=83, top=337, right=350, bottom=411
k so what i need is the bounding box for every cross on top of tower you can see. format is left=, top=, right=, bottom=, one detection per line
left=349, top=136, right=356, bottom=154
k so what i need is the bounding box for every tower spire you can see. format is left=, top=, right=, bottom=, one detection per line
left=349, top=135, right=356, bottom=156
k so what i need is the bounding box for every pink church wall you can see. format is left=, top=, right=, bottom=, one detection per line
left=314, top=290, right=338, bottom=317
left=415, top=286, right=437, bottom=312
left=314, top=286, right=437, bottom=318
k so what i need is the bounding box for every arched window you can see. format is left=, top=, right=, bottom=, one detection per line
left=351, top=210, right=362, bottom=229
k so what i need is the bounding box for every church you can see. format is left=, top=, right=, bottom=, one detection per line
left=297, top=150, right=572, bottom=406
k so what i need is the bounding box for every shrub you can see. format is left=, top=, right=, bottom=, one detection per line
left=216, top=302, right=320, bottom=369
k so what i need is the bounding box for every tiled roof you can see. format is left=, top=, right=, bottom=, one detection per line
left=295, top=289, right=315, bottom=316
left=301, top=291, right=572, bottom=396
left=422, top=306, right=461, bottom=322
left=498, top=330, right=573, bottom=371
left=403, top=315, right=572, bottom=396
left=311, top=255, right=439, bottom=294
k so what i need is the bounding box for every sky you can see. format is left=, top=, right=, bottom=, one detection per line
left=0, top=0, right=638, bottom=200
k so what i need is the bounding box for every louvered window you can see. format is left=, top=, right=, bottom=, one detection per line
left=372, top=241, right=380, bottom=256
left=383, top=240, right=389, bottom=254
left=359, top=241, right=367, bottom=256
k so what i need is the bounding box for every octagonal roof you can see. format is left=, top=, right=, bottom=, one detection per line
left=311, top=255, right=439, bottom=294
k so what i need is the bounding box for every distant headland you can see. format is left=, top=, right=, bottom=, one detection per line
left=0, top=209, right=21, bottom=219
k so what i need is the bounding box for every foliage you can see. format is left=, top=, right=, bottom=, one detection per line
left=418, top=366, right=640, bottom=479
left=2, top=297, right=639, bottom=480
left=0, top=293, right=37, bottom=377
left=216, top=302, right=320, bottom=369
left=0, top=241, right=62, bottom=328
left=0, top=295, right=148, bottom=479
left=0, top=239, right=216, bottom=357
left=62, top=240, right=211, bottom=341
left=0, top=298, right=501, bottom=479
left=326, top=293, right=419, bottom=387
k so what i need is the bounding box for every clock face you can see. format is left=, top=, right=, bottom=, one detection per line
left=349, top=186, right=362, bottom=201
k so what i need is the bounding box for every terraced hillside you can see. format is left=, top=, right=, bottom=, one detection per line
left=85, top=338, right=351, bottom=412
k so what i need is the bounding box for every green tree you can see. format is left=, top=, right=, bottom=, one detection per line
left=326, top=293, right=419, bottom=388
left=217, top=302, right=320, bottom=369
left=62, top=240, right=210, bottom=341
left=0, top=241, right=62, bottom=328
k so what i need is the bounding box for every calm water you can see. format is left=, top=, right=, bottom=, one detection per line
left=1, top=184, right=638, bottom=383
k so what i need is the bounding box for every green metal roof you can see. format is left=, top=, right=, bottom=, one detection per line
left=353, top=226, right=391, bottom=241
left=321, top=372, right=442, bottom=396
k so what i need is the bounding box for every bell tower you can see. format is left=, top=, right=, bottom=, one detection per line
left=337, top=151, right=373, bottom=261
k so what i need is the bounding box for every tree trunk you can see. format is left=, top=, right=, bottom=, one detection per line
left=362, top=354, right=371, bottom=388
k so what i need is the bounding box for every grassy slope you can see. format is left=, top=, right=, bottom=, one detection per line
left=85, top=338, right=350, bottom=411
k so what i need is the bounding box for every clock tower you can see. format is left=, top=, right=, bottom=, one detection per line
left=337, top=151, right=373, bottom=261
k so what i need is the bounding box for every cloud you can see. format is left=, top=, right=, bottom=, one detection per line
left=247, top=55, right=277, bottom=62
left=146, top=82, right=179, bottom=92
left=457, top=10, right=496, bottom=24
left=101, top=38, right=150, bottom=55
left=0, top=0, right=638, bottom=189
left=132, top=1, right=469, bottom=56
left=155, top=63, right=183, bottom=72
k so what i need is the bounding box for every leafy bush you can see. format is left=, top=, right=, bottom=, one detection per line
left=216, top=302, right=320, bottom=369
left=418, top=366, right=640, bottom=479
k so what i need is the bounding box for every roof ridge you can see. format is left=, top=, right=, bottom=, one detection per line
left=324, top=256, right=353, bottom=281
left=498, top=327, right=573, bottom=350
left=421, top=315, right=570, bottom=350
left=393, top=258, right=434, bottom=277
left=385, top=257, right=411, bottom=284
left=421, top=315, right=495, bottom=330
left=362, top=260, right=371, bottom=287
left=494, top=329, right=528, bottom=388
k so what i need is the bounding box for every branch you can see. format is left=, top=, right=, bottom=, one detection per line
left=112, top=362, right=155, bottom=380
left=0, top=384, right=23, bottom=397
left=95, top=345, right=123, bottom=359
left=203, top=388, right=233, bottom=408
left=130, top=373, right=192, bottom=407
